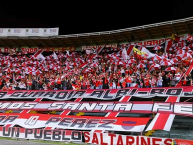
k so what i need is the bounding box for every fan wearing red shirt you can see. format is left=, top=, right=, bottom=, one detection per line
left=86, top=79, right=90, bottom=89
left=27, top=78, right=32, bottom=90
left=2, top=85, right=6, bottom=90
left=125, top=69, right=129, bottom=75
left=122, top=80, right=126, bottom=88
left=144, top=77, right=150, bottom=88
left=95, top=79, right=99, bottom=89
left=109, top=80, right=113, bottom=89
left=117, top=69, right=121, bottom=76
left=125, top=74, right=132, bottom=87
left=0, top=79, right=3, bottom=90
left=117, top=80, right=121, bottom=89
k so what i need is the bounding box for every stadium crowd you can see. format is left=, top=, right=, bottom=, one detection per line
left=0, top=34, right=193, bottom=90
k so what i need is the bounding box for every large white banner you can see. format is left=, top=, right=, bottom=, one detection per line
left=0, top=28, right=59, bottom=36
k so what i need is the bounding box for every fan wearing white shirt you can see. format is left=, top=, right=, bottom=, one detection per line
left=19, top=81, right=26, bottom=90
left=175, top=72, right=181, bottom=82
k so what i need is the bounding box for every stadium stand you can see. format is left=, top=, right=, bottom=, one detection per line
left=0, top=17, right=193, bottom=144
left=0, top=35, right=192, bottom=91
left=0, top=17, right=192, bottom=91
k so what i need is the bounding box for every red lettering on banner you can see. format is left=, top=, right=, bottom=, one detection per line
left=30, top=48, right=33, bottom=53
left=141, top=136, right=150, bottom=145
left=152, top=40, right=158, bottom=45
left=117, top=135, right=123, bottom=145
left=159, top=39, right=165, bottom=44
left=146, top=41, right=152, bottom=46
left=84, top=132, right=173, bottom=145
left=164, top=139, right=173, bottom=145
left=143, top=41, right=146, bottom=46
left=126, top=136, right=135, bottom=145
left=92, top=133, right=99, bottom=144
left=152, top=138, right=162, bottom=145
left=108, top=134, right=116, bottom=145
left=100, top=133, right=108, bottom=145
left=136, top=136, right=139, bottom=145
left=83, top=132, right=90, bottom=142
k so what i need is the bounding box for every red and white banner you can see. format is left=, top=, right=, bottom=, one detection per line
left=21, top=47, right=39, bottom=54
left=130, top=35, right=184, bottom=47
left=82, top=44, right=117, bottom=50
left=0, top=126, right=81, bottom=142
left=1, top=101, right=193, bottom=117
left=175, top=139, right=193, bottom=145
left=84, top=132, right=173, bottom=145
left=0, top=48, right=18, bottom=53
left=0, top=113, right=150, bottom=132
left=0, top=87, right=192, bottom=100
left=146, top=96, right=179, bottom=131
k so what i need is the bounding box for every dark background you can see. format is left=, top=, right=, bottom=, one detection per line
left=0, top=0, right=192, bottom=35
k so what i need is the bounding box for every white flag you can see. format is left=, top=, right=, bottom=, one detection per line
left=66, top=50, right=70, bottom=56
left=141, top=47, right=155, bottom=58
left=121, top=48, right=128, bottom=60
left=52, top=52, right=58, bottom=60
left=36, top=53, right=45, bottom=60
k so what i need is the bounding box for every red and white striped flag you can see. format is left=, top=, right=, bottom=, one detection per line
left=127, top=45, right=134, bottom=56
left=164, top=41, right=173, bottom=54
left=33, top=49, right=44, bottom=58
left=96, top=46, right=104, bottom=54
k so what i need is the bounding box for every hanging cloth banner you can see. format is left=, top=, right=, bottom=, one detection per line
left=0, top=113, right=150, bottom=132
left=0, top=101, right=192, bottom=117
left=0, top=126, right=82, bottom=142
left=0, top=87, right=192, bottom=100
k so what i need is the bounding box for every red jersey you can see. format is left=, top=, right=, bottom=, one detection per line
left=122, top=81, right=126, bottom=88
